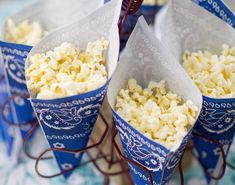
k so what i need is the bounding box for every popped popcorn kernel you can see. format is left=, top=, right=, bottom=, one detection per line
left=143, top=0, right=168, bottom=6
left=115, top=79, right=198, bottom=150
left=26, top=38, right=109, bottom=99
left=5, top=19, right=48, bottom=45
left=183, top=45, right=235, bottom=98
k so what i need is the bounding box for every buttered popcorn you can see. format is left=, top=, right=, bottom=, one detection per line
left=115, top=79, right=198, bottom=150
left=5, top=19, right=47, bottom=45
left=143, top=0, right=168, bottom=5
left=26, top=38, right=109, bottom=99
left=183, top=44, right=235, bottom=98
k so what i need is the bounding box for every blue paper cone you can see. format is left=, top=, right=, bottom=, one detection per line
left=0, top=41, right=36, bottom=158
left=23, top=0, right=121, bottom=178
left=192, top=0, right=235, bottom=27
left=0, top=72, right=7, bottom=142
left=112, top=110, right=192, bottom=185
left=154, top=1, right=235, bottom=183
left=30, top=82, right=109, bottom=178
left=0, top=41, right=35, bottom=163
left=107, top=16, right=202, bottom=184
left=0, top=74, right=13, bottom=154
left=192, top=96, right=235, bottom=184
left=0, top=56, right=23, bottom=161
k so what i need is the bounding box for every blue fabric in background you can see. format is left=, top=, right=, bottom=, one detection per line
left=104, top=0, right=162, bottom=50
left=119, top=5, right=162, bottom=50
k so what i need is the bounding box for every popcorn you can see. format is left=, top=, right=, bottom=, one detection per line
left=143, top=0, right=168, bottom=6
left=5, top=19, right=47, bottom=45
left=183, top=44, right=235, bottom=98
left=115, top=79, right=198, bottom=150
left=26, top=38, right=109, bottom=99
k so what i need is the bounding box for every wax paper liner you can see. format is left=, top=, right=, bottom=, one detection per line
left=192, top=0, right=235, bottom=28
left=107, top=17, right=202, bottom=185
left=0, top=0, right=103, bottom=161
left=155, top=0, right=235, bottom=184
left=25, top=0, right=121, bottom=179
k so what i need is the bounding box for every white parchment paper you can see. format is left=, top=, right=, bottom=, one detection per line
left=25, top=0, right=121, bottom=98
left=155, top=0, right=235, bottom=62
left=107, top=17, right=203, bottom=185
left=0, top=0, right=103, bottom=40
left=108, top=17, right=202, bottom=150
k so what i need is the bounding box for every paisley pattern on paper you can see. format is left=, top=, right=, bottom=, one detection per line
left=118, top=126, right=165, bottom=172
left=37, top=104, right=101, bottom=130
left=199, top=106, right=235, bottom=134
left=5, top=56, right=26, bottom=84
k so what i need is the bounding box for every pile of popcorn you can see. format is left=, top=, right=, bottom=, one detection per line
left=143, top=0, right=168, bottom=6
left=183, top=44, right=235, bottom=98
left=5, top=19, right=47, bottom=45
left=26, top=38, right=109, bottom=99
left=115, top=79, right=198, bottom=150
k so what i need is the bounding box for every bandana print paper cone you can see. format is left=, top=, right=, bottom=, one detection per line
left=0, top=42, right=33, bottom=134
left=25, top=0, right=121, bottom=178
left=0, top=57, right=9, bottom=142
left=0, top=53, right=20, bottom=164
left=107, top=17, right=202, bottom=185
left=155, top=0, right=235, bottom=184
left=192, top=97, right=235, bottom=184
left=0, top=46, right=23, bottom=165
left=0, top=0, right=103, bottom=160
left=192, top=0, right=235, bottom=27
left=30, top=84, right=108, bottom=179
